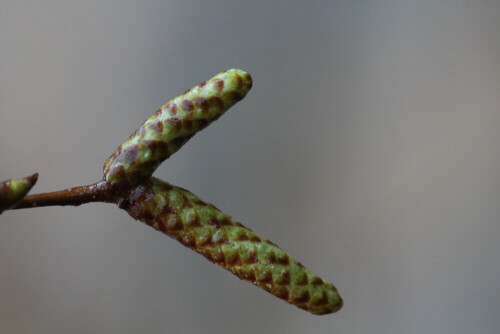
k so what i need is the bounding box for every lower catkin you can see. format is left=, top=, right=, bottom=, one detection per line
left=117, top=177, right=343, bottom=315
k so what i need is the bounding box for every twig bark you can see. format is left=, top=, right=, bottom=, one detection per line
left=12, top=180, right=116, bottom=209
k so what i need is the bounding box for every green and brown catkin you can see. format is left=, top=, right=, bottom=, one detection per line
left=103, top=69, right=253, bottom=190
left=102, top=69, right=342, bottom=314
left=117, top=177, right=343, bottom=315
left=0, top=174, right=38, bottom=214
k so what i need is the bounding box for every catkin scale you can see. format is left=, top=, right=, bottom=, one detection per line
left=103, top=69, right=253, bottom=189
left=118, top=177, right=343, bottom=315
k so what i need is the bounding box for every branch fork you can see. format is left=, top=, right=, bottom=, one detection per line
left=1, top=69, right=342, bottom=315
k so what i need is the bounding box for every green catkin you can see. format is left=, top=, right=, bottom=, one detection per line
left=103, top=69, right=342, bottom=314
left=103, top=69, right=253, bottom=189
left=118, top=177, right=343, bottom=315
left=0, top=174, right=38, bottom=214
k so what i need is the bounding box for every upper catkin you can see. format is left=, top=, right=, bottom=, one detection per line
left=103, top=69, right=252, bottom=189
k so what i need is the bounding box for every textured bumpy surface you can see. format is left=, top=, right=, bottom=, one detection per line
left=117, top=177, right=343, bottom=315
left=103, top=69, right=253, bottom=189
left=0, top=174, right=38, bottom=214
left=102, top=69, right=342, bottom=314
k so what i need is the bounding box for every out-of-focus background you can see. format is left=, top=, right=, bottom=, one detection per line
left=1, top=1, right=499, bottom=333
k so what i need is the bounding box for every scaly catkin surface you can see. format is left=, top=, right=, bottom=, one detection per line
left=117, top=177, right=343, bottom=315
left=103, top=69, right=252, bottom=190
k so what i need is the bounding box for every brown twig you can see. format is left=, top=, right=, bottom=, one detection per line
left=13, top=180, right=116, bottom=209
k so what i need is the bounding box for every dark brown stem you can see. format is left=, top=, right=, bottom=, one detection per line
left=12, top=180, right=116, bottom=209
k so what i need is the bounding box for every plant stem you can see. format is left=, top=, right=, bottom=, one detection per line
left=12, top=180, right=116, bottom=209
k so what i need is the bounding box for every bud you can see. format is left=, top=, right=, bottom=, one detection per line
left=117, top=177, right=343, bottom=315
left=0, top=174, right=38, bottom=214
left=103, top=69, right=253, bottom=189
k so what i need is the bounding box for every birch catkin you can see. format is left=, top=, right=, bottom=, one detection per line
left=117, top=177, right=343, bottom=315
left=103, top=69, right=342, bottom=314
left=103, top=69, right=253, bottom=189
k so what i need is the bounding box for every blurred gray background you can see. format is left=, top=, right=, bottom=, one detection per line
left=1, top=1, right=499, bottom=333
